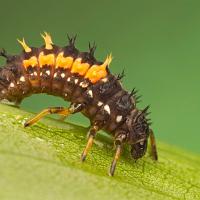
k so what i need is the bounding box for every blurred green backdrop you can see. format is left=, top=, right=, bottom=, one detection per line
left=0, top=0, right=200, bottom=154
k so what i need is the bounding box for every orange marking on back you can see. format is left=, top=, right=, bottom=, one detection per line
left=85, top=54, right=112, bottom=83
left=39, top=52, right=55, bottom=67
left=56, top=52, right=74, bottom=69
left=23, top=56, right=38, bottom=68
left=71, top=58, right=90, bottom=76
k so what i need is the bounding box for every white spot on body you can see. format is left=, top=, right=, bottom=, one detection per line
left=79, top=81, right=89, bottom=88
left=46, top=70, right=50, bottom=75
left=54, top=73, right=57, bottom=78
left=33, top=72, right=38, bottom=76
left=40, top=72, right=42, bottom=76
left=67, top=77, right=71, bottom=82
left=61, top=73, right=65, bottom=78
left=121, top=135, right=126, bottom=140
left=87, top=90, right=93, bottom=98
left=102, top=77, right=108, bottom=83
left=9, top=82, right=15, bottom=88
left=104, top=104, right=111, bottom=114
left=74, top=79, right=78, bottom=84
left=97, top=101, right=103, bottom=106
left=116, top=115, right=122, bottom=123
left=19, top=76, right=25, bottom=82
left=140, top=141, right=144, bottom=145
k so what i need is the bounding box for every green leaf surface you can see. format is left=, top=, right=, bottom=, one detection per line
left=0, top=103, right=200, bottom=200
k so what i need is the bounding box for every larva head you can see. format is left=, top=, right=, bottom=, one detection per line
left=126, top=107, right=150, bottom=160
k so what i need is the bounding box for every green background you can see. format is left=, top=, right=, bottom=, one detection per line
left=0, top=0, right=200, bottom=154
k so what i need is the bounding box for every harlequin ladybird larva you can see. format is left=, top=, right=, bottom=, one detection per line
left=0, top=32, right=158, bottom=176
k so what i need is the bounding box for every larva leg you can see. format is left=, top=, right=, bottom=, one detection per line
left=24, top=103, right=83, bottom=127
left=149, top=129, right=158, bottom=160
left=81, top=124, right=99, bottom=162
left=109, top=143, right=122, bottom=176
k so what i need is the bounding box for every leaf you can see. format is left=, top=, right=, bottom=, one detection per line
left=0, top=103, right=200, bottom=200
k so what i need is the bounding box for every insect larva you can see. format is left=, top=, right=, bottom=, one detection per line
left=0, top=32, right=158, bottom=176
